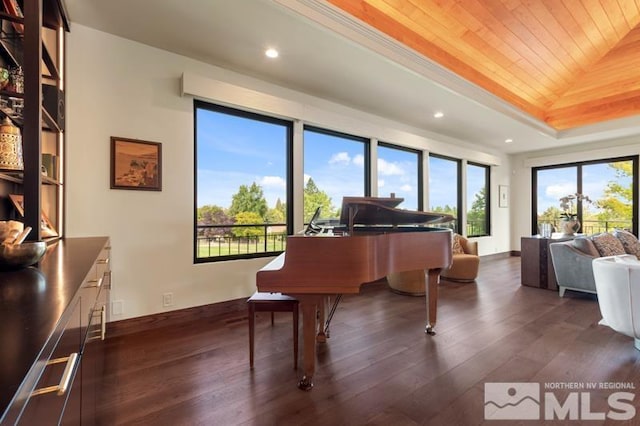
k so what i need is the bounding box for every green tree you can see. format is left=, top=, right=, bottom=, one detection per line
left=431, top=204, right=456, bottom=215
left=232, top=211, right=264, bottom=238
left=466, top=187, right=486, bottom=234
left=265, top=207, right=285, bottom=224
left=596, top=162, right=632, bottom=222
left=197, top=205, right=231, bottom=237
left=274, top=198, right=286, bottom=219
left=538, top=206, right=563, bottom=223
left=303, top=177, right=335, bottom=222
left=228, top=182, right=268, bottom=219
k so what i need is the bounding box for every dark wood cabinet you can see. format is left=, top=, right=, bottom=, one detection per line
left=521, top=235, right=573, bottom=291
left=0, top=237, right=111, bottom=425
left=18, top=298, right=81, bottom=425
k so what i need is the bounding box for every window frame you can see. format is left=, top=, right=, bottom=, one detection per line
left=466, top=161, right=491, bottom=237
left=531, top=155, right=639, bottom=236
left=428, top=153, right=462, bottom=233
left=377, top=142, right=423, bottom=211
left=302, top=125, right=371, bottom=216
left=194, top=100, right=294, bottom=263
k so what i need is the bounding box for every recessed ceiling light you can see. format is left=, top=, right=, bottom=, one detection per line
left=265, top=48, right=279, bottom=59
left=505, top=138, right=513, bottom=143
left=433, top=111, right=444, bottom=118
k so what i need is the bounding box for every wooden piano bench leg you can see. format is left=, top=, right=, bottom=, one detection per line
left=247, top=292, right=299, bottom=370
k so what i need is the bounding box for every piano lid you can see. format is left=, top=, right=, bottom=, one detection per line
left=339, top=196, right=454, bottom=226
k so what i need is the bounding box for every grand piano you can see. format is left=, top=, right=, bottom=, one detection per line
left=256, top=196, right=453, bottom=390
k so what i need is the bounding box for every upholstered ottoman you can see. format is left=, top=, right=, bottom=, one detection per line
left=386, top=270, right=426, bottom=296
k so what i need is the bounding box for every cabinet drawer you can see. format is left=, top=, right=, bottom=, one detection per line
left=18, top=299, right=81, bottom=425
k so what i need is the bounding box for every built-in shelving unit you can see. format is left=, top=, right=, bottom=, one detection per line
left=0, top=0, right=68, bottom=241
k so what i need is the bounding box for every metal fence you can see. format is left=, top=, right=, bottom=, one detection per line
left=538, top=219, right=633, bottom=235
left=197, top=223, right=287, bottom=258
left=197, top=218, right=495, bottom=259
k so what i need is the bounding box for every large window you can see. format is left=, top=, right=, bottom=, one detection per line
left=429, top=154, right=461, bottom=232
left=533, top=156, right=638, bottom=235
left=377, top=143, right=422, bottom=211
left=194, top=101, right=292, bottom=261
left=303, top=126, right=369, bottom=222
left=467, top=162, right=490, bottom=237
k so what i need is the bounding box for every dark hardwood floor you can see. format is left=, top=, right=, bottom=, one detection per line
left=97, top=256, right=640, bottom=425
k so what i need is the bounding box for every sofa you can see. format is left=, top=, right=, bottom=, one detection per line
left=549, top=230, right=640, bottom=297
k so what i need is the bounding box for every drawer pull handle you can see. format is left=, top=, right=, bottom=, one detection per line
left=97, top=258, right=109, bottom=265
left=31, top=353, right=79, bottom=397
left=85, top=277, right=103, bottom=288
left=88, top=306, right=107, bottom=341
left=101, top=305, right=106, bottom=340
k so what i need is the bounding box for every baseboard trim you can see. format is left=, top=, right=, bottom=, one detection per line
left=480, top=251, right=516, bottom=261
left=107, top=297, right=248, bottom=338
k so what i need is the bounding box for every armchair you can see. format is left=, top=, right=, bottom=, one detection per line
left=592, top=255, right=640, bottom=351
left=386, top=234, right=479, bottom=296
left=440, top=234, right=479, bottom=282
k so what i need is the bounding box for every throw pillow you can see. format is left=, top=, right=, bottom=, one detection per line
left=452, top=234, right=465, bottom=254
left=572, top=237, right=600, bottom=257
left=591, top=233, right=626, bottom=257
left=613, top=230, right=640, bottom=258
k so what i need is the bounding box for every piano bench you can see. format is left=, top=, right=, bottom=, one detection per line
left=247, top=291, right=299, bottom=369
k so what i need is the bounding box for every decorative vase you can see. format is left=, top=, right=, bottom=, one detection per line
left=560, top=217, right=580, bottom=236
left=0, top=117, right=23, bottom=171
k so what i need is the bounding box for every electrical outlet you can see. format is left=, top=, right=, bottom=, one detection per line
left=162, top=292, right=174, bottom=307
left=112, top=300, right=124, bottom=316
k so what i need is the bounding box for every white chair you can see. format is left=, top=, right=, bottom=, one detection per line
left=592, top=255, right=640, bottom=351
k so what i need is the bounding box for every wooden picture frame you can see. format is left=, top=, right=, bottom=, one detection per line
left=8, top=194, right=58, bottom=237
left=498, top=185, right=509, bottom=208
left=110, top=137, right=162, bottom=191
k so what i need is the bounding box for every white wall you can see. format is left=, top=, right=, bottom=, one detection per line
left=67, top=24, right=512, bottom=321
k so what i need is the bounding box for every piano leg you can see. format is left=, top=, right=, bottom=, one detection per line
left=297, top=295, right=322, bottom=391
left=424, top=268, right=440, bottom=335
left=316, top=296, right=327, bottom=343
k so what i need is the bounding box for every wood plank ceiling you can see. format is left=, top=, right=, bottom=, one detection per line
left=327, top=0, right=640, bottom=130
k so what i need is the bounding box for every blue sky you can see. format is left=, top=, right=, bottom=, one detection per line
left=536, top=162, right=631, bottom=214
left=196, top=109, right=287, bottom=209
left=197, top=108, right=633, bottom=220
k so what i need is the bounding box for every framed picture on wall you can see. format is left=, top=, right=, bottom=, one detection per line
left=110, top=137, right=162, bottom=191
left=498, top=185, right=509, bottom=208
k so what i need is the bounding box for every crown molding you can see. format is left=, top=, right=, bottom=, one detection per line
left=272, top=0, right=558, bottom=138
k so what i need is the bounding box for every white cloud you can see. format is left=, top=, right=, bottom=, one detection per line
left=400, top=184, right=412, bottom=192
left=378, top=158, right=404, bottom=176
left=353, top=154, right=365, bottom=167
left=546, top=183, right=575, bottom=199
left=259, top=175, right=286, bottom=188
left=378, top=179, right=385, bottom=188
left=304, top=174, right=311, bottom=184
left=329, top=152, right=351, bottom=165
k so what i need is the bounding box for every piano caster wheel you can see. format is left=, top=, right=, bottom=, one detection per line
left=425, top=325, right=436, bottom=336
left=298, top=376, right=313, bottom=391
